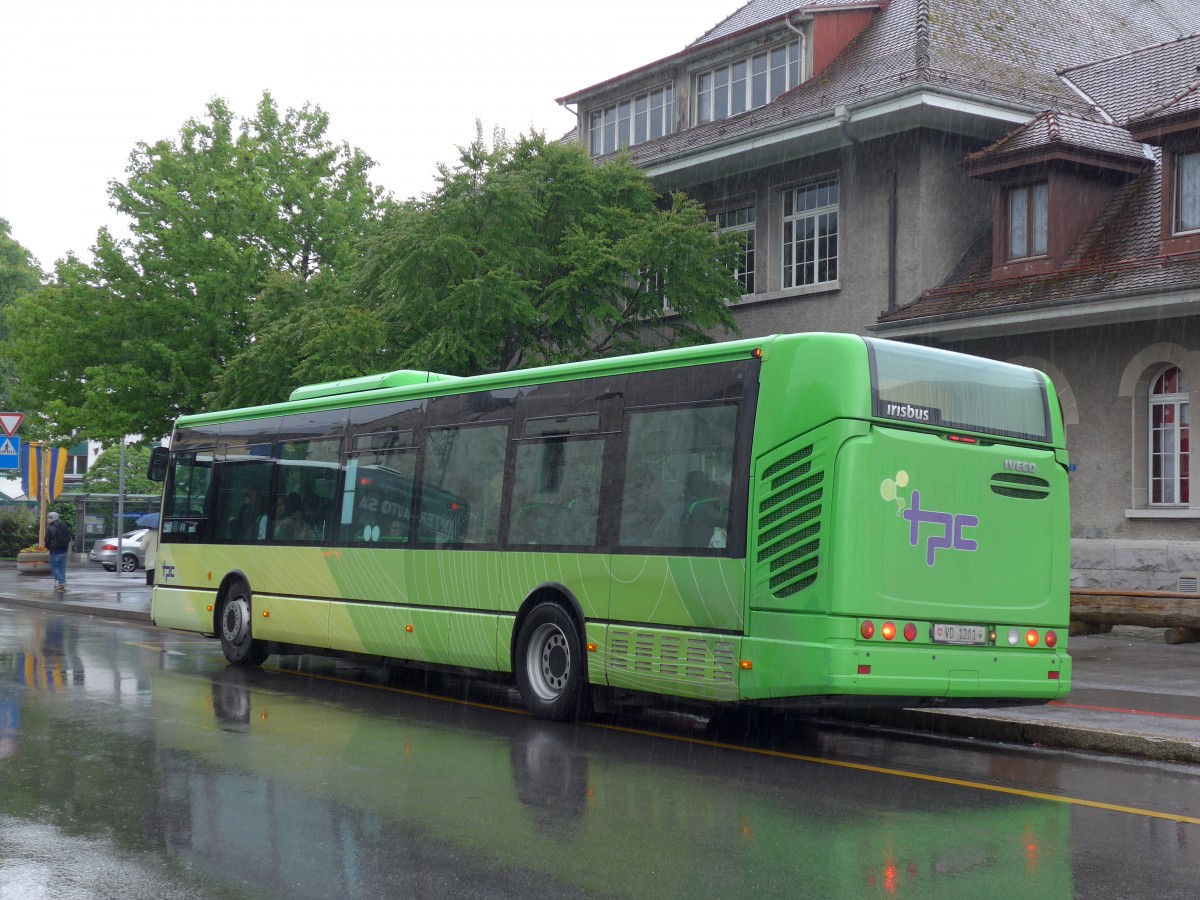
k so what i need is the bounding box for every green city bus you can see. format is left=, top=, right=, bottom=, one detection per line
left=147, top=332, right=1071, bottom=719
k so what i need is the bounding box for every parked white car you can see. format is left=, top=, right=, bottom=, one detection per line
left=88, top=528, right=151, bottom=572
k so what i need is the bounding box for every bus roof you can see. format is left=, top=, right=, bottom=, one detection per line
left=176, top=334, right=782, bottom=427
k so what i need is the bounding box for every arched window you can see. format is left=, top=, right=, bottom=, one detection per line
left=1150, top=366, right=1190, bottom=505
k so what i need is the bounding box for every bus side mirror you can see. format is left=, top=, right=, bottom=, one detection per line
left=148, top=446, right=169, bottom=482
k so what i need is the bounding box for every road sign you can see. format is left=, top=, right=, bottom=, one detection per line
left=0, top=414, right=22, bottom=437
left=0, top=436, right=20, bottom=470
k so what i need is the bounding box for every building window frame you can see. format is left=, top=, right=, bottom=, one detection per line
left=695, top=38, right=803, bottom=125
left=1149, top=365, right=1190, bottom=506
left=1006, top=181, right=1049, bottom=260
left=588, top=84, right=675, bottom=158
left=1173, top=149, right=1200, bottom=235
left=709, top=205, right=756, bottom=294
left=782, top=177, right=838, bottom=289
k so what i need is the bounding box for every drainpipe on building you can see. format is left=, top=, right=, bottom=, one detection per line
left=835, top=104, right=898, bottom=312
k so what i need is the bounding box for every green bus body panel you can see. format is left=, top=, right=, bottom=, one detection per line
left=741, top=611, right=1069, bottom=700
left=153, top=587, right=217, bottom=635
left=154, top=543, right=747, bottom=700
left=748, top=419, right=868, bottom=613
left=831, top=425, right=1069, bottom=623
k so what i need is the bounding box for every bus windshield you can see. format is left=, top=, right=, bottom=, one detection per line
left=865, top=338, right=1051, bottom=442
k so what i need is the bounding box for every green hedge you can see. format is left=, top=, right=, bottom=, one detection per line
left=0, top=506, right=38, bottom=557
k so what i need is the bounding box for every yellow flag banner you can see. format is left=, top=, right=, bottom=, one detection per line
left=20, top=444, right=68, bottom=502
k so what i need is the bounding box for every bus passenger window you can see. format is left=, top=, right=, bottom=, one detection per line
left=508, top=438, right=604, bottom=547
left=275, top=439, right=341, bottom=544
left=340, top=449, right=416, bottom=544
left=421, top=425, right=507, bottom=546
left=619, top=405, right=738, bottom=551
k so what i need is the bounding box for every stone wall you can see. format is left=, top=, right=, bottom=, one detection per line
left=1071, top=539, right=1200, bottom=591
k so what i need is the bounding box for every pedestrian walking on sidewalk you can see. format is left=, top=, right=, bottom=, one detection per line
left=46, top=512, right=72, bottom=593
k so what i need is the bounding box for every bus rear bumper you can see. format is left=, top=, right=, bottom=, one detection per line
left=737, top=637, right=1071, bottom=703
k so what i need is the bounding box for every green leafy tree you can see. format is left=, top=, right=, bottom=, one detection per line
left=6, top=93, right=383, bottom=442
left=80, top=444, right=161, bottom=496
left=212, top=272, right=391, bottom=409
left=0, top=217, right=41, bottom=303
left=0, top=218, right=43, bottom=410
left=355, top=128, right=743, bottom=377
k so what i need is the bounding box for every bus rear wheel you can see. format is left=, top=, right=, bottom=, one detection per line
left=219, top=579, right=269, bottom=667
left=515, top=603, right=585, bottom=721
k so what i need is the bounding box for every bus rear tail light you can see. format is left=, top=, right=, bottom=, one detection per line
left=1025, top=629, right=1040, bottom=647
left=903, top=622, right=917, bottom=642
left=881, top=621, right=896, bottom=641
left=1045, top=630, right=1058, bottom=649
left=860, top=620, right=875, bottom=640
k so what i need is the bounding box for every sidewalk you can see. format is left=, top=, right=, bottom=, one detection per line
left=0, top=559, right=152, bottom=623
left=0, top=562, right=1197, bottom=762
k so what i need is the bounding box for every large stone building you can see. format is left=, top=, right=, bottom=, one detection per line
left=557, top=0, right=1200, bottom=590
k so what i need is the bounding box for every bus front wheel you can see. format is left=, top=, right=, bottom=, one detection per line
left=219, top=579, right=269, bottom=667
left=515, top=603, right=585, bottom=721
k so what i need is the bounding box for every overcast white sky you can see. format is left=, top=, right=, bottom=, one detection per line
left=1, top=0, right=741, bottom=271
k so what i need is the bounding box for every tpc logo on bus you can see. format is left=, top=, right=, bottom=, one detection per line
left=880, top=470, right=979, bottom=566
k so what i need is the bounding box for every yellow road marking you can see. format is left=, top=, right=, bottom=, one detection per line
left=593, top=722, right=1200, bottom=826
left=157, top=655, right=1200, bottom=827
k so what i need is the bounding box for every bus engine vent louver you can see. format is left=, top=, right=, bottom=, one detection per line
left=757, top=444, right=825, bottom=597
left=608, top=631, right=736, bottom=685
left=990, top=471, right=1051, bottom=500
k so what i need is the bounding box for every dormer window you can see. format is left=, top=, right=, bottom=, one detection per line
left=588, top=85, right=676, bottom=157
left=1006, top=182, right=1048, bottom=260
left=696, top=39, right=803, bottom=125
left=1173, top=149, right=1200, bottom=234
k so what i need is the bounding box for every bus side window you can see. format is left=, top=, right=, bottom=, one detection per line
left=340, top=449, right=417, bottom=544
left=161, top=450, right=214, bottom=541
left=209, top=462, right=274, bottom=542
left=508, top=437, right=604, bottom=547
left=619, top=405, right=737, bottom=552
left=275, top=438, right=341, bottom=543
left=421, top=424, right=507, bottom=546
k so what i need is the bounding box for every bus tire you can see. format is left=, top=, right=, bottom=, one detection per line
left=515, top=603, right=585, bottom=721
left=219, top=579, right=269, bottom=667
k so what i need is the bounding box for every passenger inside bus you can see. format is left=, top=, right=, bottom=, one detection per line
left=650, top=469, right=727, bottom=549
left=274, top=492, right=309, bottom=541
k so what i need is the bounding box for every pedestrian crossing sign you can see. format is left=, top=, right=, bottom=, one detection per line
left=0, top=436, right=19, bottom=470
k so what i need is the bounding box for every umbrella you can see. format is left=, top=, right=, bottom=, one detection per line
left=135, top=512, right=160, bottom=528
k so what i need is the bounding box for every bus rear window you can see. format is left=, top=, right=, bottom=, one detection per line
left=865, top=339, right=1051, bottom=442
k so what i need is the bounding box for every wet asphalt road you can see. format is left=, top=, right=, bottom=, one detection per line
left=2, top=605, right=1200, bottom=899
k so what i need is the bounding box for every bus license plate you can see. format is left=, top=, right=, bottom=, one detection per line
left=932, top=624, right=987, bottom=645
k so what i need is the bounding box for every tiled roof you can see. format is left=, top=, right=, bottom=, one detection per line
left=1060, top=33, right=1200, bottom=126
left=877, top=254, right=1200, bottom=324
left=966, top=110, right=1150, bottom=169
left=613, top=0, right=1199, bottom=169
left=687, top=0, right=885, bottom=48
left=1130, top=81, right=1200, bottom=128
left=875, top=154, right=1199, bottom=326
